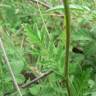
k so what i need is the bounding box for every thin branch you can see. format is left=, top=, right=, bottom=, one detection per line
left=30, top=0, right=51, bottom=9
left=0, top=38, right=23, bottom=96
left=10, top=70, right=53, bottom=96
left=21, top=70, right=53, bottom=88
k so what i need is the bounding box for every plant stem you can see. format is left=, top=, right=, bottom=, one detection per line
left=0, top=38, right=22, bottom=96
left=63, top=0, right=71, bottom=96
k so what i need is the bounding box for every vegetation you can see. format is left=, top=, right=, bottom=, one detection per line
left=0, top=0, right=96, bottom=96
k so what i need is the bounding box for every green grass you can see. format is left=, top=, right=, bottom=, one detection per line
left=0, top=0, right=96, bottom=96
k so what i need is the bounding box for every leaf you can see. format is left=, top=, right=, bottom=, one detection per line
left=29, top=85, right=40, bottom=95
left=47, top=4, right=90, bottom=12
left=35, top=23, right=42, bottom=41
left=84, top=41, right=96, bottom=56
left=16, top=74, right=25, bottom=84
left=72, top=29, right=92, bottom=41
left=72, top=70, right=90, bottom=96
left=24, top=24, right=41, bottom=45
left=10, top=60, right=24, bottom=74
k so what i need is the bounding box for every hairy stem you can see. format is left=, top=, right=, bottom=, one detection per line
left=63, top=0, right=71, bottom=96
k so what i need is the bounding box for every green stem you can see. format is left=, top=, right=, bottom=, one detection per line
left=63, top=0, right=71, bottom=96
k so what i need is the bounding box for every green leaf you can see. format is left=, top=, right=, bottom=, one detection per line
left=16, top=74, right=25, bottom=84
left=10, top=60, right=24, bottom=74
left=72, top=29, right=92, bottom=41
left=24, top=24, right=41, bottom=45
left=47, top=4, right=90, bottom=12
left=29, top=85, right=40, bottom=95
